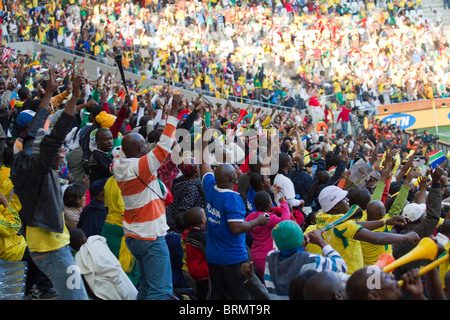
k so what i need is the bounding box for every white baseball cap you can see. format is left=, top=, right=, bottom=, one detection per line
left=402, top=203, right=426, bottom=222
left=318, top=186, right=348, bottom=213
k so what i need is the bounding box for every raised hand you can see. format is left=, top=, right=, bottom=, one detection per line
left=380, top=166, right=393, bottom=183
left=170, top=93, right=182, bottom=117
left=72, top=73, right=86, bottom=98
left=431, top=166, right=444, bottom=183
left=46, top=66, right=62, bottom=94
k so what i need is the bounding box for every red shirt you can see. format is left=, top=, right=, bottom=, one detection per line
left=337, top=107, right=351, bottom=122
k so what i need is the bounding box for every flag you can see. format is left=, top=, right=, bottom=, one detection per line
left=157, top=178, right=173, bottom=207
left=132, top=96, right=138, bottom=113
left=9, top=91, right=17, bottom=109
left=91, top=89, right=101, bottom=103
left=2, top=48, right=12, bottom=63
left=33, top=51, right=42, bottom=62
left=25, top=76, right=34, bottom=90
left=60, top=166, right=69, bottom=179
left=107, top=94, right=117, bottom=105
left=428, top=150, right=446, bottom=169
left=117, top=89, right=126, bottom=100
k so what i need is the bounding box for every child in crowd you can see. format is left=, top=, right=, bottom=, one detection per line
left=181, top=207, right=210, bottom=300
left=63, top=183, right=87, bottom=231
left=245, top=192, right=290, bottom=279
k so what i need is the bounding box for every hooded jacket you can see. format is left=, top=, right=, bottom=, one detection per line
left=264, top=245, right=347, bottom=300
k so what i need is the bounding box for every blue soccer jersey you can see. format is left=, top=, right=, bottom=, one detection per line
left=202, top=172, right=248, bottom=265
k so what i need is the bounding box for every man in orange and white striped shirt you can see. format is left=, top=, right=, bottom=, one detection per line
left=112, top=94, right=181, bottom=300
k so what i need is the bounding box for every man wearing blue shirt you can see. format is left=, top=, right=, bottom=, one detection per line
left=200, top=122, right=269, bottom=300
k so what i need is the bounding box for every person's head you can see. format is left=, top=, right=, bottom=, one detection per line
left=346, top=266, right=403, bottom=300
left=12, top=109, right=36, bottom=138
left=272, top=220, right=304, bottom=251
left=292, top=154, right=305, bottom=169
left=94, top=110, right=116, bottom=129
left=90, top=104, right=106, bottom=123
left=279, top=152, right=293, bottom=173
left=303, top=271, right=347, bottom=300
left=303, top=212, right=317, bottom=229
left=317, top=170, right=331, bottom=184
left=318, top=186, right=349, bottom=214
left=95, top=128, right=113, bottom=153
left=69, top=228, right=87, bottom=252
left=179, top=157, right=199, bottom=180
left=18, top=86, right=32, bottom=101
left=254, top=191, right=273, bottom=212
left=122, top=132, right=148, bottom=158
left=366, top=200, right=386, bottom=221
left=439, top=220, right=450, bottom=237
left=147, top=129, right=162, bottom=144
left=355, top=189, right=371, bottom=211
left=89, top=178, right=107, bottom=201
left=63, top=183, right=87, bottom=208
left=248, top=155, right=262, bottom=173
left=443, top=186, right=450, bottom=199
left=214, top=163, right=238, bottom=190
left=289, top=270, right=318, bottom=300
left=346, top=187, right=360, bottom=207
left=182, top=206, right=206, bottom=229
left=249, top=172, right=270, bottom=192
left=232, top=163, right=242, bottom=179
left=401, top=202, right=426, bottom=224
left=2, top=143, right=13, bottom=167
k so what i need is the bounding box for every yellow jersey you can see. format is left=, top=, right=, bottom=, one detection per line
left=0, top=166, right=10, bottom=188
left=104, top=176, right=125, bottom=227
left=0, top=178, right=25, bottom=261
left=359, top=213, right=395, bottom=266
left=333, top=80, right=342, bottom=93
left=305, top=210, right=364, bottom=274
left=439, top=242, right=450, bottom=289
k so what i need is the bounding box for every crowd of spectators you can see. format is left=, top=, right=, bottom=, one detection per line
left=0, top=0, right=450, bottom=303
left=0, top=0, right=449, bottom=112
left=0, top=43, right=448, bottom=301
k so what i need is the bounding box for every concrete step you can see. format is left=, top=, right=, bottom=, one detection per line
left=412, top=0, right=450, bottom=39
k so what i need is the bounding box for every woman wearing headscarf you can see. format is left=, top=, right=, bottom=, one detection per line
left=168, top=157, right=206, bottom=232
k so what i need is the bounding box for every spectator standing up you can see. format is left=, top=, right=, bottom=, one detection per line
left=112, top=93, right=181, bottom=300
left=200, top=119, right=270, bottom=300
left=11, top=67, right=89, bottom=300
left=336, top=105, right=351, bottom=135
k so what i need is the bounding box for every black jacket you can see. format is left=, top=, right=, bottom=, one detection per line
left=288, top=166, right=313, bottom=201
left=11, top=107, right=75, bottom=233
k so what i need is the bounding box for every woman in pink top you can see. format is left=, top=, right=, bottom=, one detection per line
left=245, top=191, right=291, bottom=279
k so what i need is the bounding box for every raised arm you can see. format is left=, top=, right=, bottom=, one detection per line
left=200, top=119, right=212, bottom=178
left=145, top=93, right=180, bottom=175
